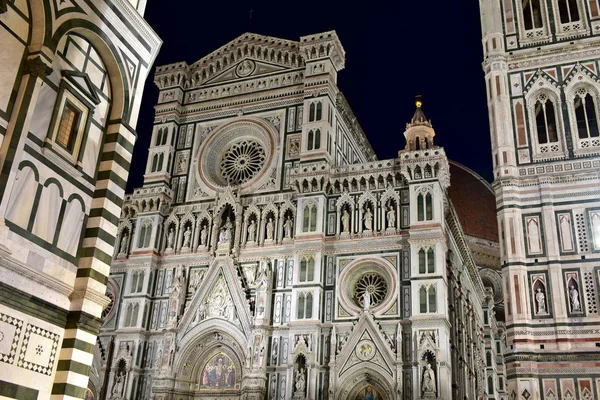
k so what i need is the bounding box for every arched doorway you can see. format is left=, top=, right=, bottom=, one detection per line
left=348, top=383, right=386, bottom=400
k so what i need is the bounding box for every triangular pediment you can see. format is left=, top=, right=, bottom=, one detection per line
left=203, top=59, right=290, bottom=85
left=335, top=312, right=396, bottom=379
left=188, top=33, right=304, bottom=87
left=62, top=70, right=101, bottom=105
left=178, top=256, right=251, bottom=339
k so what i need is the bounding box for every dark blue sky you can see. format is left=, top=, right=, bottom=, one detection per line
left=127, top=1, right=492, bottom=192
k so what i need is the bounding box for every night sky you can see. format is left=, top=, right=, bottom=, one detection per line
left=127, top=1, right=492, bottom=192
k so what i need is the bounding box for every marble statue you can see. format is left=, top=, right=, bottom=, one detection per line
left=283, top=216, right=293, bottom=239
left=422, top=363, right=435, bottom=393
left=247, top=219, right=256, bottom=242
left=570, top=285, right=581, bottom=311
left=387, top=205, right=396, bottom=229
left=363, top=207, right=373, bottom=231
left=295, top=367, right=306, bottom=393
left=200, top=224, right=208, bottom=246
left=342, top=209, right=350, bottom=233
left=119, top=232, right=128, bottom=254
left=167, top=228, right=175, bottom=249
left=266, top=217, right=274, bottom=240
left=111, top=370, right=126, bottom=397
left=182, top=226, right=191, bottom=248
left=535, top=288, right=546, bottom=314
left=363, top=290, right=371, bottom=311
left=219, top=218, right=233, bottom=243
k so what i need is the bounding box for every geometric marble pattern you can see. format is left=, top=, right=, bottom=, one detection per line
left=0, top=312, right=23, bottom=365
left=16, top=323, right=60, bottom=376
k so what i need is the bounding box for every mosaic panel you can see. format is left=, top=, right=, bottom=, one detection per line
left=17, top=323, right=60, bottom=375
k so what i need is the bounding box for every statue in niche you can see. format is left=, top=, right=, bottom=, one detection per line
left=284, top=216, right=293, bottom=239
left=219, top=218, right=233, bottom=244
left=363, top=290, right=371, bottom=311
left=168, top=270, right=184, bottom=326
left=256, top=262, right=270, bottom=288
left=111, top=368, right=126, bottom=398
left=182, top=226, right=192, bottom=248
left=421, top=363, right=435, bottom=394
left=387, top=205, right=396, bottom=229
left=341, top=208, right=350, bottom=233
left=363, top=206, right=373, bottom=231
left=200, top=224, right=208, bottom=246
left=570, top=285, right=581, bottom=311
left=247, top=219, right=256, bottom=242
left=331, top=326, right=337, bottom=346
left=396, top=322, right=402, bottom=352
left=294, top=367, right=306, bottom=394
left=119, top=232, right=128, bottom=254
left=271, top=340, right=279, bottom=364
left=535, top=288, right=547, bottom=314
left=166, top=227, right=175, bottom=249
left=266, top=217, right=275, bottom=240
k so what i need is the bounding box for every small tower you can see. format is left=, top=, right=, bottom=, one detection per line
left=401, top=96, right=436, bottom=153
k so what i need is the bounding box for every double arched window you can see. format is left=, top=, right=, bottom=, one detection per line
left=302, top=202, right=318, bottom=232
left=296, top=292, right=313, bottom=319
left=417, top=192, right=433, bottom=222
left=308, top=101, right=322, bottom=122
left=419, top=285, right=437, bottom=313
left=307, top=129, right=321, bottom=150
left=527, top=89, right=564, bottom=158
left=155, top=127, right=169, bottom=146
left=299, top=256, right=315, bottom=282
left=130, top=271, right=145, bottom=293
left=418, top=247, right=435, bottom=274
left=137, top=220, right=153, bottom=248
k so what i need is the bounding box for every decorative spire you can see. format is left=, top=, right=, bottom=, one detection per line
left=407, top=95, right=432, bottom=129
left=400, top=95, right=436, bottom=153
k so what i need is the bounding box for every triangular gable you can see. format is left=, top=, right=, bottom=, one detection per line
left=335, top=312, right=395, bottom=379
left=524, top=69, right=560, bottom=94
left=178, top=256, right=252, bottom=339
left=203, top=59, right=290, bottom=85
left=562, top=63, right=600, bottom=87
left=188, top=33, right=304, bottom=87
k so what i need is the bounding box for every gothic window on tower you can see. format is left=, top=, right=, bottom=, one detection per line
left=417, top=191, right=433, bottom=221
left=419, top=285, right=437, bottom=313
left=519, top=0, right=549, bottom=41
left=296, top=292, right=313, bottom=319
left=418, top=247, right=435, bottom=274
left=554, top=0, right=586, bottom=36
left=302, top=201, right=318, bottom=232
left=570, top=87, right=600, bottom=153
left=299, top=256, right=315, bottom=282
left=309, top=101, right=323, bottom=122
left=137, top=219, right=153, bottom=248
left=529, top=91, right=564, bottom=158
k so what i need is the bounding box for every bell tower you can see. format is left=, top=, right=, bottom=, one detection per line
left=480, top=0, right=600, bottom=398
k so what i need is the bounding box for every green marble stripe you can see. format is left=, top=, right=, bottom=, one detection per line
left=76, top=267, right=108, bottom=285
left=51, top=382, right=87, bottom=398
left=56, top=359, right=91, bottom=376
left=60, top=338, right=95, bottom=354
left=92, top=190, right=123, bottom=214
left=88, top=206, right=120, bottom=226
left=79, top=246, right=113, bottom=267
left=104, top=131, right=135, bottom=154
left=84, top=226, right=116, bottom=247
left=0, top=281, right=68, bottom=328
left=100, top=149, right=131, bottom=170
left=0, top=380, right=39, bottom=400
left=65, top=310, right=103, bottom=335
left=95, top=168, right=128, bottom=191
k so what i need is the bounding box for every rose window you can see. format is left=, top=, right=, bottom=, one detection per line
left=354, top=273, right=387, bottom=308
left=102, top=289, right=115, bottom=320
left=219, top=140, right=266, bottom=185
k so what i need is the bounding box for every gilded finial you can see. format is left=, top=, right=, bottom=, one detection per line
left=415, top=94, right=423, bottom=109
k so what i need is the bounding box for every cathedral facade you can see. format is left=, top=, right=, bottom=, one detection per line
left=480, top=0, right=600, bottom=398
left=91, top=32, right=507, bottom=400
left=0, top=0, right=160, bottom=398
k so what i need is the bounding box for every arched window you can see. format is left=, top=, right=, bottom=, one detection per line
left=418, top=249, right=426, bottom=274
left=417, top=193, right=424, bottom=221
left=303, top=203, right=317, bottom=232
left=523, top=0, right=544, bottom=30
left=299, top=257, right=315, bottom=282
left=486, top=351, right=493, bottom=367
left=297, top=293, right=312, bottom=319
left=151, top=154, right=158, bottom=172
left=155, top=128, right=163, bottom=146
left=314, top=129, right=321, bottom=149
left=419, top=287, right=427, bottom=313
left=425, top=193, right=433, bottom=220
left=124, top=303, right=133, bottom=327
left=130, top=272, right=138, bottom=293
left=535, top=94, right=558, bottom=144
left=316, top=102, right=322, bottom=120
left=307, top=257, right=315, bottom=281
left=428, top=286, right=437, bottom=313
left=307, top=130, right=314, bottom=150
left=487, top=376, right=494, bottom=394
left=138, top=225, right=148, bottom=248
left=157, top=153, right=164, bottom=171
left=132, top=303, right=139, bottom=327
left=309, top=103, right=316, bottom=122
left=427, top=248, right=435, bottom=273
left=574, top=88, right=599, bottom=139
left=162, top=128, right=168, bottom=145
left=137, top=271, right=144, bottom=293
left=557, top=0, right=580, bottom=23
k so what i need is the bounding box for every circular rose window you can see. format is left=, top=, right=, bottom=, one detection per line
left=354, top=273, right=388, bottom=308
left=220, top=140, right=266, bottom=185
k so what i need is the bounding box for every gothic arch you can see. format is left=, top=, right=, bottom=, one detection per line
left=335, top=365, right=394, bottom=400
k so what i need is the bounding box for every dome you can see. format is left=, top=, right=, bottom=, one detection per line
left=448, top=161, right=498, bottom=243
